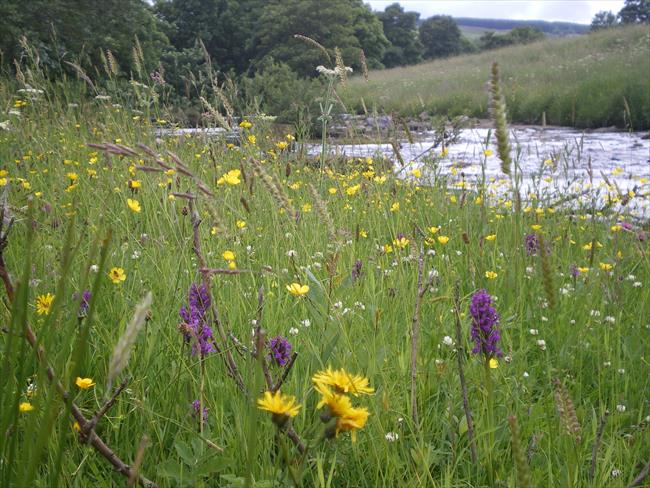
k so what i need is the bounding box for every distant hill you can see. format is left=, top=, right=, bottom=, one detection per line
left=454, top=17, right=590, bottom=37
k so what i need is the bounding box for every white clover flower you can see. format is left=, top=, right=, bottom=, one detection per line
left=611, top=469, right=622, bottom=478
left=617, top=368, right=625, bottom=374
left=289, top=327, right=299, bottom=336
left=590, top=310, right=601, bottom=317
left=442, top=336, right=454, bottom=347
left=286, top=249, right=297, bottom=258
left=333, top=301, right=343, bottom=309
left=523, top=371, right=529, bottom=378
left=90, top=264, right=99, bottom=273
left=301, top=319, right=311, bottom=327
left=536, top=339, right=547, bottom=351
left=385, top=432, right=399, bottom=442
left=604, top=316, right=616, bottom=324
left=529, top=329, right=539, bottom=335
left=616, top=404, right=626, bottom=412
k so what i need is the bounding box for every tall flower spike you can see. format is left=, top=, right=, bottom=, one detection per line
left=490, top=62, right=512, bottom=175
left=469, top=289, right=502, bottom=358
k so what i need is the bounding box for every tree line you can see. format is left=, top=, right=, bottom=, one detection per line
left=591, top=0, right=649, bottom=30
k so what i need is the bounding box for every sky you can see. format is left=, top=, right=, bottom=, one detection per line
left=366, top=1, right=627, bottom=24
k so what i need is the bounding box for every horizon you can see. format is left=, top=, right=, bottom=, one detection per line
left=366, top=1, right=627, bottom=25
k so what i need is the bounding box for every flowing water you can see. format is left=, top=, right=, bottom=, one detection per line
left=310, top=127, right=650, bottom=218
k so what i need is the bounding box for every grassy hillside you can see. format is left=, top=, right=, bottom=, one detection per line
left=341, top=25, right=650, bottom=129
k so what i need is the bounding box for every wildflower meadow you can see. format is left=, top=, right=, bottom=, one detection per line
left=1, top=26, right=649, bottom=488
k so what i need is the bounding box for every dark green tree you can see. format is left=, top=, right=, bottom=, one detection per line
left=377, top=3, right=423, bottom=68
left=618, top=0, right=650, bottom=23
left=591, top=11, right=619, bottom=30
left=154, top=0, right=263, bottom=74
left=251, top=0, right=388, bottom=77
left=418, top=16, right=462, bottom=59
left=480, top=26, right=544, bottom=50
left=0, top=0, right=169, bottom=77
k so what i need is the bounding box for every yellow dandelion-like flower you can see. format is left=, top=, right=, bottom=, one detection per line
left=222, top=250, right=235, bottom=261
left=108, top=267, right=126, bottom=284
left=485, top=271, right=498, bottom=280
left=257, top=390, right=301, bottom=426
left=219, top=169, right=241, bottom=186
left=286, top=283, right=309, bottom=297
left=315, top=383, right=369, bottom=442
left=35, top=293, right=55, bottom=315
left=328, top=187, right=337, bottom=195
left=346, top=184, right=361, bottom=196
left=437, top=236, right=450, bottom=245
left=312, top=367, right=374, bottom=396
left=239, top=120, right=252, bottom=129
left=485, top=234, right=497, bottom=241
left=75, top=377, right=95, bottom=389
left=599, top=262, right=613, bottom=271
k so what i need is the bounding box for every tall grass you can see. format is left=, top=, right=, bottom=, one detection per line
left=341, top=25, right=650, bottom=130
left=0, top=42, right=648, bottom=488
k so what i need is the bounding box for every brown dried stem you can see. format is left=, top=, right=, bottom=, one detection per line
left=589, top=410, right=609, bottom=480
left=627, top=459, right=650, bottom=488
left=453, top=281, right=478, bottom=464
left=188, top=198, right=247, bottom=394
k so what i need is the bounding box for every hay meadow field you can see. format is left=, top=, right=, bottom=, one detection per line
left=1, top=27, right=649, bottom=488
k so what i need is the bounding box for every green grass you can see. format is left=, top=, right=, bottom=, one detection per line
left=341, top=24, right=650, bottom=130
left=0, top=63, right=649, bottom=488
left=458, top=25, right=510, bottom=40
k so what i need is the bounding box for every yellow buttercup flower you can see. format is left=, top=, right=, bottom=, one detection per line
left=75, top=377, right=95, bottom=389
left=531, top=224, right=542, bottom=231
left=239, top=120, right=252, bottom=129
left=222, top=250, right=235, bottom=261
left=411, top=168, right=422, bottom=178
left=489, top=358, right=499, bottom=369
left=599, top=262, right=613, bottom=271
left=485, top=271, right=498, bottom=280
left=36, top=293, right=55, bottom=315
left=108, top=267, right=126, bottom=284
left=286, top=283, right=309, bottom=297
left=127, top=198, right=141, bottom=213
left=19, top=402, right=34, bottom=413
left=485, top=234, right=497, bottom=241
left=437, top=236, right=450, bottom=245
left=393, top=236, right=410, bottom=249
left=328, top=187, right=337, bottom=194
